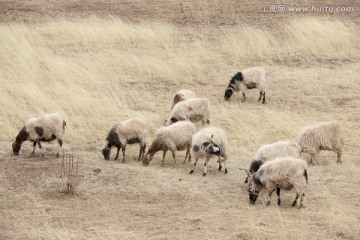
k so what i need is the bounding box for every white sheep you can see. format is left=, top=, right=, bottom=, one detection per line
left=142, top=121, right=196, bottom=166
left=224, top=67, right=266, bottom=103
left=171, top=89, right=195, bottom=110
left=189, top=126, right=228, bottom=176
left=102, top=117, right=147, bottom=162
left=244, top=140, right=301, bottom=183
left=12, top=112, right=66, bottom=157
left=166, top=97, right=211, bottom=126
left=295, top=121, right=344, bottom=165
left=242, top=157, right=308, bottom=208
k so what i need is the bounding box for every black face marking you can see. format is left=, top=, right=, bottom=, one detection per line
left=170, top=117, right=178, bottom=123
left=249, top=191, right=259, bottom=204
left=249, top=160, right=263, bottom=174
left=102, top=147, right=110, bottom=160
left=127, top=137, right=140, bottom=144
left=192, top=144, right=199, bottom=152
left=106, top=127, right=121, bottom=148
left=224, top=88, right=234, bottom=101
left=35, top=126, right=44, bottom=137
left=12, top=141, right=21, bottom=155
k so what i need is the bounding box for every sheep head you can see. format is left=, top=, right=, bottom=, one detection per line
left=102, top=146, right=111, bottom=160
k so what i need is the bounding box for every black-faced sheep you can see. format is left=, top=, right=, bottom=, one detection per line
left=171, top=89, right=195, bottom=110
left=189, top=127, right=228, bottom=176
left=295, top=121, right=344, bottom=165
left=102, top=117, right=147, bottom=162
left=142, top=121, right=196, bottom=166
left=242, top=157, right=308, bottom=209
left=224, top=67, right=266, bottom=104
left=12, top=112, right=66, bottom=157
left=166, top=98, right=211, bottom=126
left=244, top=140, right=301, bottom=183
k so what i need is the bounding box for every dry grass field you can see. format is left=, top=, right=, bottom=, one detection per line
left=1, top=1, right=360, bottom=239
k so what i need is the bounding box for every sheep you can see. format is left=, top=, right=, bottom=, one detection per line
left=12, top=112, right=66, bottom=157
left=142, top=121, right=196, bottom=166
left=171, top=89, right=195, bottom=110
left=242, top=157, right=308, bottom=208
left=189, top=127, right=228, bottom=176
left=244, top=140, right=301, bottom=183
left=224, top=67, right=266, bottom=104
left=102, top=117, right=147, bottom=162
left=295, top=121, right=344, bottom=165
left=165, top=98, right=211, bottom=126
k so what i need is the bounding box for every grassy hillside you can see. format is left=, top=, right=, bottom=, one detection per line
left=1, top=16, right=359, bottom=239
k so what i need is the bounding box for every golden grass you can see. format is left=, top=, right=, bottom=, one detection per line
left=1, top=16, right=360, bottom=239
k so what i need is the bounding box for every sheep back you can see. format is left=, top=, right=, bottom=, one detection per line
left=171, top=90, right=196, bottom=109
left=190, top=126, right=228, bottom=160
left=166, top=98, right=210, bottom=125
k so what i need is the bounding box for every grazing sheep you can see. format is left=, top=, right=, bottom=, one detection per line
left=244, top=140, right=301, bottom=183
left=224, top=67, right=266, bottom=103
left=242, top=157, right=308, bottom=208
left=143, top=121, right=196, bottom=166
left=12, top=112, right=66, bottom=157
left=102, top=117, right=147, bottom=162
left=166, top=98, right=211, bottom=126
left=189, top=127, right=228, bottom=176
left=171, top=89, right=195, bottom=109
left=295, top=121, right=344, bottom=165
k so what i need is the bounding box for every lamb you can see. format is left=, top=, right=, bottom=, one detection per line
left=142, top=121, right=196, bottom=166
left=295, top=121, right=344, bottom=165
left=242, top=157, right=308, bottom=208
left=189, top=127, right=228, bottom=176
left=224, top=67, right=266, bottom=104
left=102, top=117, right=147, bottom=162
left=12, top=112, right=66, bottom=157
left=171, top=89, right=195, bottom=109
left=165, top=97, right=211, bottom=126
left=244, top=140, right=301, bottom=183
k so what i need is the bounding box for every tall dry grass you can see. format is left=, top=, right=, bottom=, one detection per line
left=1, top=16, right=360, bottom=240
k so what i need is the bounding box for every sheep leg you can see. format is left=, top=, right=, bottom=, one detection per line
left=292, top=193, right=299, bottom=207
left=189, top=158, right=199, bottom=174
left=218, top=156, right=222, bottom=171
left=138, top=144, right=145, bottom=161
left=262, top=92, right=266, bottom=104
left=37, top=141, right=45, bottom=158
left=114, top=147, right=120, bottom=160
left=161, top=150, right=168, bottom=166
left=203, top=156, right=211, bottom=176
left=309, top=151, right=318, bottom=165
left=242, top=92, right=246, bottom=102
left=276, top=187, right=281, bottom=206
left=183, top=147, right=190, bottom=164
left=223, top=157, right=228, bottom=174
left=31, top=141, right=37, bottom=156
left=121, top=147, right=126, bottom=162
left=298, top=193, right=305, bottom=209
left=267, top=189, right=275, bottom=206
left=258, top=92, right=263, bottom=101
left=336, top=148, right=343, bottom=163
left=56, top=139, right=63, bottom=158
left=172, top=151, right=177, bottom=165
